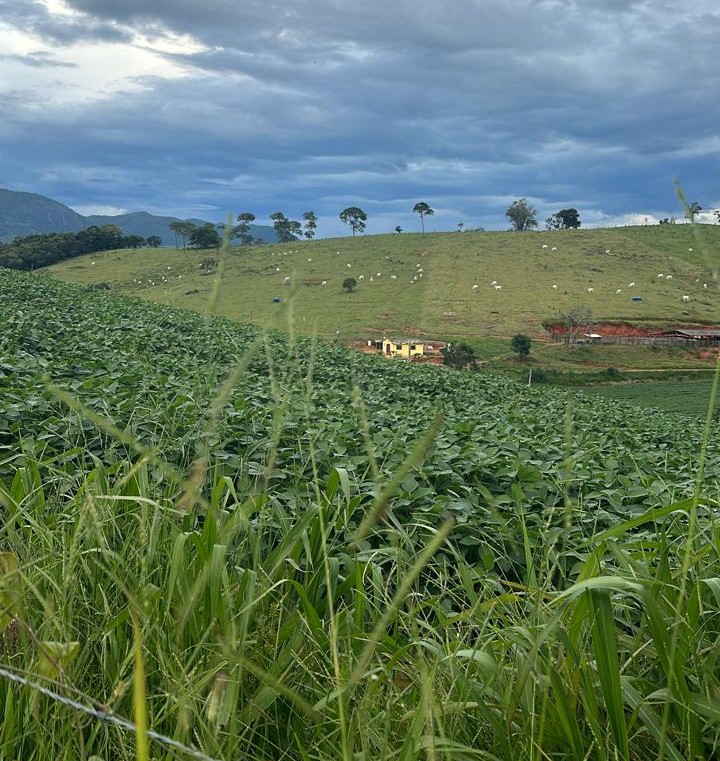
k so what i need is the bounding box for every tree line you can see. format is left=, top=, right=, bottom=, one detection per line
left=0, top=225, right=161, bottom=270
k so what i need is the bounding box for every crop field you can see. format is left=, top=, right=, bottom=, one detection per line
left=3, top=268, right=720, bottom=759
left=588, top=378, right=720, bottom=416
left=46, top=225, right=720, bottom=346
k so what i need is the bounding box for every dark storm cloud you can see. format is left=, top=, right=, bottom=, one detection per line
left=2, top=0, right=131, bottom=44
left=0, top=0, right=718, bottom=233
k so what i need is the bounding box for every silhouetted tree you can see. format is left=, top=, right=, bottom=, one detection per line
left=235, top=212, right=256, bottom=246
left=302, top=211, right=318, bottom=240
left=270, top=212, right=301, bottom=243
left=412, top=201, right=434, bottom=233
left=686, top=201, right=702, bottom=222
left=546, top=208, right=581, bottom=230
left=339, top=207, right=367, bottom=236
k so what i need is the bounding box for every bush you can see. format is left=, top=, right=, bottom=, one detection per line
left=511, top=333, right=532, bottom=357
left=442, top=342, right=476, bottom=369
left=342, top=277, right=357, bottom=293
left=606, top=366, right=621, bottom=379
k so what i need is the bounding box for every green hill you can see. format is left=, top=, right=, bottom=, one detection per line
left=47, top=224, right=720, bottom=343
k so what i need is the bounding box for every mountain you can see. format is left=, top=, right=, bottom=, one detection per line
left=0, top=188, right=276, bottom=245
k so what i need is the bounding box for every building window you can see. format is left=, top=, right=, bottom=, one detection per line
left=410, top=344, right=416, bottom=350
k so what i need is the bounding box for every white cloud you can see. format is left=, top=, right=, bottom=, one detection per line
left=71, top=204, right=128, bottom=215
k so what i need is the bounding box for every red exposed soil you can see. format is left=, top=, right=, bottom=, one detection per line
left=545, top=321, right=719, bottom=337
left=545, top=321, right=655, bottom=337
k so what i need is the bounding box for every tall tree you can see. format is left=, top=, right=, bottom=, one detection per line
left=189, top=223, right=220, bottom=249
left=546, top=208, right=581, bottom=230
left=302, top=211, right=318, bottom=240
left=234, top=212, right=256, bottom=246
left=506, top=199, right=538, bottom=231
left=412, top=201, right=434, bottom=233
left=169, top=220, right=195, bottom=249
left=686, top=201, right=702, bottom=222
left=146, top=235, right=162, bottom=248
left=339, top=207, right=367, bottom=236
left=270, top=212, right=301, bottom=243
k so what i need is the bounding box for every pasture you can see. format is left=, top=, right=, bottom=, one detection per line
left=46, top=225, right=720, bottom=346
left=2, top=268, right=720, bottom=759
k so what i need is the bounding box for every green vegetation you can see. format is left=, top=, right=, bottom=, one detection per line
left=2, top=268, right=720, bottom=758
left=412, top=201, right=434, bottom=233
left=0, top=225, right=147, bottom=270
left=46, top=225, right=720, bottom=353
left=505, top=198, right=538, bottom=231
left=588, top=378, right=720, bottom=416
left=547, top=208, right=582, bottom=230
left=441, top=341, right=476, bottom=369
left=510, top=333, right=532, bottom=357
left=339, top=207, right=367, bottom=236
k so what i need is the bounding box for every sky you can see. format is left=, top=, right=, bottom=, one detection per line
left=1, top=0, right=719, bottom=237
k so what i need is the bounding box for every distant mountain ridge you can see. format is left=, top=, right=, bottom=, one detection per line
left=0, top=189, right=276, bottom=245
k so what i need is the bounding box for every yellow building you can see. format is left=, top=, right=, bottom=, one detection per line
left=381, top=337, right=426, bottom=359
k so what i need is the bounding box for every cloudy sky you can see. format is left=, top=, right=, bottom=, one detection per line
left=1, top=0, right=718, bottom=236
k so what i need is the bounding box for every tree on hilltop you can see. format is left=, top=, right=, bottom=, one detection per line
left=235, top=212, right=256, bottom=246
left=413, top=201, right=434, bottom=233
left=302, top=211, right=318, bottom=240
left=270, top=212, right=301, bottom=243
left=685, top=201, right=702, bottom=222
left=339, top=207, right=367, bottom=236
left=546, top=208, right=581, bottom=230
left=506, top=199, right=538, bottom=231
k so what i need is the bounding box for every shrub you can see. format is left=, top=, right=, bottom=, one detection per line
left=442, top=342, right=476, bottom=369
left=606, top=366, right=621, bottom=379
left=342, top=277, right=357, bottom=293
left=511, top=333, right=532, bottom=357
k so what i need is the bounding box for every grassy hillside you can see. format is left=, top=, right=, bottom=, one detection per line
left=2, top=269, right=720, bottom=759
left=46, top=225, right=720, bottom=343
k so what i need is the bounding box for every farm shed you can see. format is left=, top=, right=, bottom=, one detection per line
left=381, top=337, right=426, bottom=359
left=655, top=328, right=720, bottom=344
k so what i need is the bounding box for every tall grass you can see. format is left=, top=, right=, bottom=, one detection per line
left=2, top=217, right=720, bottom=758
